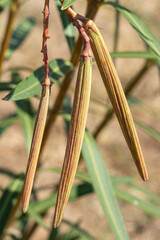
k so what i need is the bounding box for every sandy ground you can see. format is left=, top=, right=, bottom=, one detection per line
left=1, top=0, right=160, bottom=239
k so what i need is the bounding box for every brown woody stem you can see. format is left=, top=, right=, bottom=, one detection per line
left=41, top=0, right=51, bottom=87
left=93, top=59, right=154, bottom=138
left=0, top=0, right=19, bottom=75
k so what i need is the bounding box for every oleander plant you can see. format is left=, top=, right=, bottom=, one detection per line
left=1, top=0, right=160, bottom=239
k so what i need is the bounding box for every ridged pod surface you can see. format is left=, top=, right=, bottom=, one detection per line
left=86, top=20, right=148, bottom=181
left=22, top=85, right=50, bottom=213
left=53, top=56, right=92, bottom=228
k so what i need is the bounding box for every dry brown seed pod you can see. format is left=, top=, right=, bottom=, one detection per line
left=86, top=20, right=148, bottom=181
left=53, top=55, right=92, bottom=228
left=22, top=85, right=50, bottom=213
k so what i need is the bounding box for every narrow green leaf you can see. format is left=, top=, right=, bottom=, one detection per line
left=82, top=131, right=129, bottom=240
left=55, top=0, right=76, bottom=52
left=0, top=70, right=22, bottom=91
left=115, top=188, right=160, bottom=218
left=29, top=183, right=93, bottom=215
left=110, top=51, right=155, bottom=59
left=63, top=220, right=95, bottom=240
left=0, top=174, right=24, bottom=237
left=107, top=2, right=160, bottom=62
left=62, top=96, right=72, bottom=133
left=16, top=99, right=35, bottom=153
left=0, top=114, right=18, bottom=135
left=39, top=167, right=91, bottom=184
left=27, top=208, right=48, bottom=229
left=61, top=0, right=77, bottom=10
left=127, top=183, right=160, bottom=205
left=0, top=168, right=17, bottom=178
left=3, top=59, right=72, bottom=101
left=135, top=120, right=160, bottom=142
left=0, top=82, right=17, bottom=91
left=0, top=0, right=11, bottom=13
left=5, top=18, right=36, bottom=59
left=48, top=228, right=59, bottom=240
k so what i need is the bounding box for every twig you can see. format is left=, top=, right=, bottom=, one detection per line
left=41, top=0, right=51, bottom=87
left=0, top=0, right=19, bottom=75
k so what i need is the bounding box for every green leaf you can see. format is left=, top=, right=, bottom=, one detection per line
left=29, top=183, right=93, bottom=215
left=61, top=0, right=77, bottom=10
left=8, top=234, right=21, bottom=240
left=5, top=18, right=36, bottom=59
left=3, top=59, right=73, bottom=101
left=0, top=70, right=22, bottom=91
left=110, top=51, right=155, bottom=59
left=0, top=174, right=24, bottom=237
left=107, top=2, right=160, bottom=63
left=0, top=168, right=17, bottom=178
left=62, top=96, right=72, bottom=132
left=82, top=132, right=129, bottom=240
left=127, top=183, right=160, bottom=205
left=39, top=167, right=91, bottom=184
left=135, top=120, right=160, bottom=142
left=63, top=220, right=95, bottom=240
left=61, top=96, right=128, bottom=239
left=16, top=99, right=35, bottom=153
left=27, top=208, right=48, bottom=229
left=115, top=188, right=160, bottom=218
left=0, top=82, right=17, bottom=91
left=55, top=0, right=76, bottom=53
left=0, top=114, right=18, bottom=135
left=0, top=0, right=11, bottom=13
left=48, top=228, right=59, bottom=240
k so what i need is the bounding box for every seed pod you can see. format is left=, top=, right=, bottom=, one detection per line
left=86, top=20, right=148, bottom=181
left=53, top=56, right=92, bottom=228
left=22, top=85, right=50, bottom=213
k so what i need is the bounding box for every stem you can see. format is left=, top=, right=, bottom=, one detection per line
left=93, top=60, right=154, bottom=138
left=41, top=0, right=51, bottom=87
left=113, top=0, right=120, bottom=65
left=39, top=0, right=99, bottom=157
left=0, top=191, right=23, bottom=240
left=0, top=0, right=19, bottom=75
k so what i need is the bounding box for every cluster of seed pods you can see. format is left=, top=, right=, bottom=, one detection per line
left=22, top=2, right=148, bottom=228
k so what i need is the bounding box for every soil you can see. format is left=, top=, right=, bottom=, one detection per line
left=0, top=0, right=160, bottom=239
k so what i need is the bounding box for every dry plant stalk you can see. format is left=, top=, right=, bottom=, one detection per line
left=0, top=0, right=19, bottom=74
left=22, top=0, right=51, bottom=213
left=86, top=20, right=148, bottom=181
left=53, top=20, right=92, bottom=227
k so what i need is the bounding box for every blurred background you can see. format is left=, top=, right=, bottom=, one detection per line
left=0, top=0, right=160, bottom=239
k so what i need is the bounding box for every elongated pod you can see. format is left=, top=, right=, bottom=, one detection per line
left=86, top=20, right=148, bottom=181
left=53, top=56, right=92, bottom=228
left=22, top=85, right=50, bottom=213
